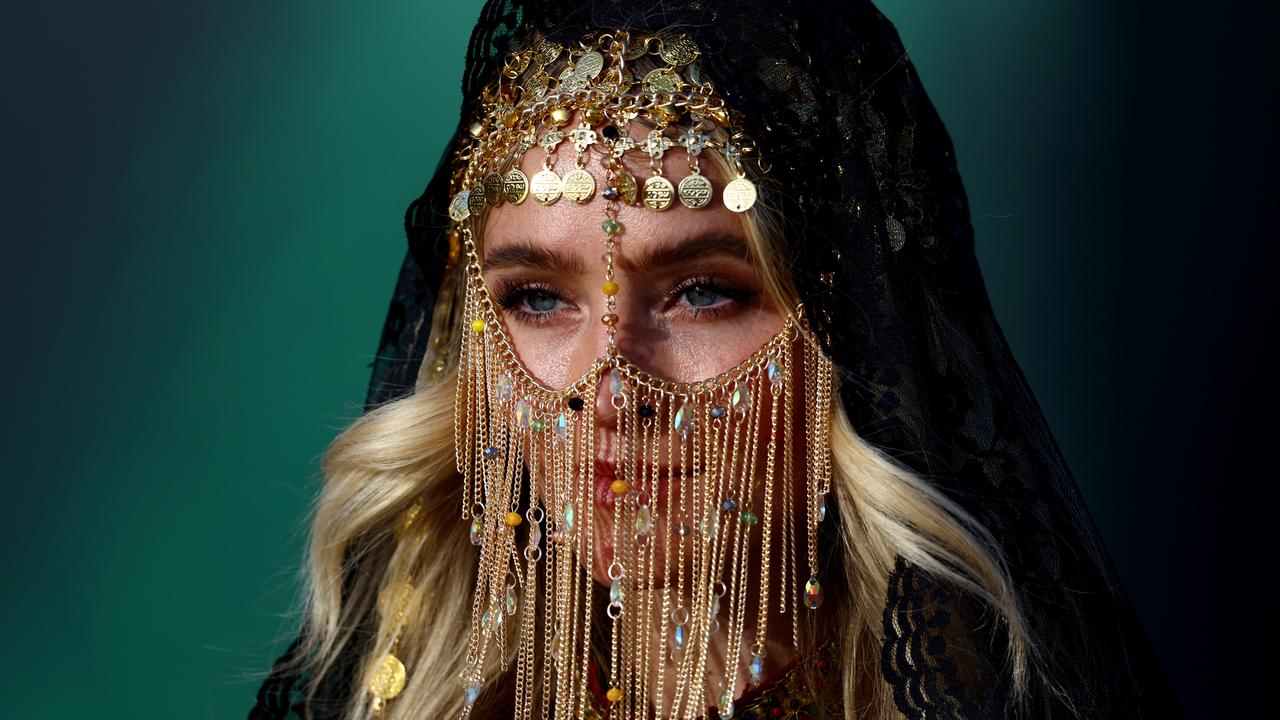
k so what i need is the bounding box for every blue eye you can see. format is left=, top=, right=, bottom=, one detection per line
left=524, top=290, right=561, bottom=313
left=682, top=285, right=723, bottom=308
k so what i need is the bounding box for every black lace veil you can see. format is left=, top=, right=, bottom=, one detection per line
left=252, top=1, right=1182, bottom=717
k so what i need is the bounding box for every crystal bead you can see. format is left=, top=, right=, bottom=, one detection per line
left=483, top=446, right=498, bottom=459
left=601, top=313, right=618, bottom=326
left=766, top=359, right=783, bottom=384
left=730, top=385, right=750, bottom=411
left=673, top=404, right=691, bottom=436
left=673, top=623, right=686, bottom=648
left=740, top=510, right=759, bottom=526
left=609, top=369, right=623, bottom=396
left=464, top=682, right=482, bottom=706
left=602, top=186, right=620, bottom=200
left=700, top=508, right=719, bottom=539
left=817, top=500, right=827, bottom=522
left=710, top=405, right=727, bottom=419
left=515, top=399, right=531, bottom=427
left=634, top=505, right=654, bottom=537
left=719, top=690, right=734, bottom=719
left=505, top=586, right=518, bottom=615
left=563, top=504, right=576, bottom=532
left=804, top=577, right=824, bottom=610
left=528, top=523, right=541, bottom=547
left=496, top=375, right=513, bottom=401
left=749, top=653, right=764, bottom=685
left=721, top=499, right=737, bottom=512
left=469, top=516, right=484, bottom=546
left=610, top=577, right=625, bottom=604
left=554, top=412, right=568, bottom=438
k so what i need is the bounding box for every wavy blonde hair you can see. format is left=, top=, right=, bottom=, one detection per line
left=275, top=118, right=1036, bottom=720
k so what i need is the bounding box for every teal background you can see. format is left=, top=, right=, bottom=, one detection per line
left=3, top=1, right=1270, bottom=717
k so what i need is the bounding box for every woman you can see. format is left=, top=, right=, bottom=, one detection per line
left=250, top=1, right=1181, bottom=718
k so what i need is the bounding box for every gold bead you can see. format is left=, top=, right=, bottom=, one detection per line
left=610, top=479, right=629, bottom=495
left=602, top=281, right=619, bottom=296
left=606, top=687, right=624, bottom=703
left=601, top=313, right=618, bottom=326
left=468, top=121, right=485, bottom=139
left=470, top=319, right=486, bottom=333
left=649, top=104, right=680, bottom=124
left=504, top=512, right=523, bottom=527
left=550, top=107, right=572, bottom=126
left=582, top=105, right=605, bottom=125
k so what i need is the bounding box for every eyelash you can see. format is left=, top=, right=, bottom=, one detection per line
left=493, top=276, right=757, bottom=326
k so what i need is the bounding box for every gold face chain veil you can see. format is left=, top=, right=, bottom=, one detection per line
left=368, top=29, right=835, bottom=720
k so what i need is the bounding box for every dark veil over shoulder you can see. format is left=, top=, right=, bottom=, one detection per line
left=251, top=1, right=1181, bottom=718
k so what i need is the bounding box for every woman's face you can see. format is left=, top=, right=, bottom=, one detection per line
left=481, top=130, right=785, bottom=581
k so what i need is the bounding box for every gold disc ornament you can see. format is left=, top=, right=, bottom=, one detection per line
left=530, top=168, right=563, bottom=205
left=448, top=190, right=471, bottom=221
left=483, top=172, right=504, bottom=206
left=723, top=177, right=758, bottom=212
left=642, top=175, right=676, bottom=211
left=502, top=168, right=529, bottom=204
left=561, top=168, right=597, bottom=203
left=677, top=173, right=713, bottom=209
left=467, top=183, right=487, bottom=216
left=369, top=653, right=407, bottom=701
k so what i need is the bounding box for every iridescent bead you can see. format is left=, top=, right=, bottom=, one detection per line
left=817, top=500, right=827, bottom=523
left=601, top=218, right=622, bottom=235
left=730, top=385, right=750, bottom=411
left=514, top=399, right=531, bottom=427
left=562, top=504, right=576, bottom=532
left=719, top=690, right=734, bottom=719
left=469, top=516, right=484, bottom=546
left=672, top=405, right=691, bottom=435
left=740, top=510, right=759, bottom=526
left=673, top=623, right=686, bottom=648
left=804, top=577, right=824, bottom=610
left=464, top=682, right=482, bottom=706
left=610, top=577, right=625, bottom=604
left=609, top=369, right=624, bottom=396
left=528, top=523, right=541, bottom=547
left=766, top=359, right=783, bottom=384
left=634, top=505, right=654, bottom=537
left=710, top=406, right=728, bottom=419
left=553, top=412, right=568, bottom=438
left=748, top=653, right=764, bottom=685
left=496, top=375, right=513, bottom=401
left=505, top=586, right=518, bottom=615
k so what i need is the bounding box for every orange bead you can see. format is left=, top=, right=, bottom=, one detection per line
left=601, top=313, right=618, bottom=326
left=602, top=281, right=619, bottom=296
left=504, top=512, right=523, bottom=527
left=606, top=687, right=624, bottom=703
left=610, top=479, right=630, bottom=495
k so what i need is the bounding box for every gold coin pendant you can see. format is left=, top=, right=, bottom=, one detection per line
left=561, top=168, right=596, bottom=204
left=369, top=654, right=407, bottom=700
left=723, top=177, right=758, bottom=213
left=503, top=168, right=529, bottom=204
left=642, top=175, right=676, bottom=211
left=483, top=172, right=504, bottom=206
left=467, top=183, right=487, bottom=216
left=530, top=169, right=563, bottom=205
left=448, top=191, right=471, bottom=221
left=616, top=171, right=638, bottom=205
left=677, top=174, right=713, bottom=209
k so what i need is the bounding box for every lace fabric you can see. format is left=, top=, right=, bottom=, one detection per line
left=252, top=1, right=1183, bottom=718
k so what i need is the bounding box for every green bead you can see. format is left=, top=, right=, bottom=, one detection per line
left=740, top=510, right=759, bottom=526
left=601, top=218, right=622, bottom=234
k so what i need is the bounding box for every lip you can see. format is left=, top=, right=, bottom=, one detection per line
left=592, top=457, right=680, bottom=509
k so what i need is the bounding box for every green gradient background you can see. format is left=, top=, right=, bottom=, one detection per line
left=5, top=1, right=1268, bottom=717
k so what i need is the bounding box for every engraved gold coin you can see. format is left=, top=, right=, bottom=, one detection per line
left=573, top=50, right=604, bottom=79
left=642, top=175, right=676, bottom=211
left=624, top=37, right=649, bottom=61
left=643, top=67, right=682, bottom=93
left=369, top=654, right=407, bottom=700
left=677, top=174, right=713, bottom=209
left=505, top=51, right=532, bottom=77
left=723, top=177, right=758, bottom=213
left=616, top=170, right=638, bottom=205
left=483, top=172, right=504, bottom=206
left=556, top=67, right=586, bottom=92
left=561, top=168, right=597, bottom=204
left=467, top=183, right=487, bottom=216
left=658, top=34, right=699, bottom=66
left=530, top=168, right=563, bottom=205
left=503, top=168, right=529, bottom=204
left=533, top=39, right=562, bottom=66
left=448, top=190, right=471, bottom=221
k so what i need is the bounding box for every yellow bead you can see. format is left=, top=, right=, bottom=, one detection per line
left=505, top=512, right=523, bottom=527
left=601, top=313, right=618, bottom=326
left=602, top=281, right=619, bottom=296
left=583, top=105, right=605, bottom=126
left=610, top=479, right=629, bottom=495
left=606, top=687, right=623, bottom=703
left=470, top=319, right=486, bottom=333
left=550, top=107, right=572, bottom=126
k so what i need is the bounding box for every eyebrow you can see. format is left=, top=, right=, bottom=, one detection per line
left=483, top=232, right=750, bottom=275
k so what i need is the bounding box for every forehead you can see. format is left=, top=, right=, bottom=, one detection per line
left=481, top=129, right=747, bottom=262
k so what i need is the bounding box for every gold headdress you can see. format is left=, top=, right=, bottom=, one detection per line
left=370, top=29, right=835, bottom=720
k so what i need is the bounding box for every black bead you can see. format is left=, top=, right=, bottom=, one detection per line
left=567, top=397, right=585, bottom=411
left=602, top=124, right=620, bottom=140
left=602, top=186, right=620, bottom=200
left=637, top=405, right=655, bottom=418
